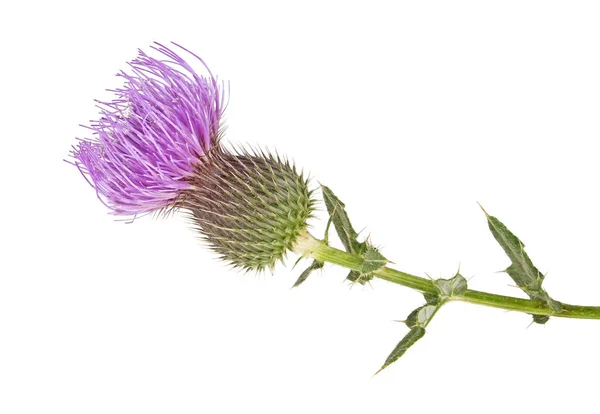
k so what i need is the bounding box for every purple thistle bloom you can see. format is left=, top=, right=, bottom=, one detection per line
left=70, top=43, right=225, bottom=215
left=70, top=43, right=314, bottom=271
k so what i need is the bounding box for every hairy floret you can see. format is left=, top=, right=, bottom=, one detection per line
left=70, top=43, right=225, bottom=215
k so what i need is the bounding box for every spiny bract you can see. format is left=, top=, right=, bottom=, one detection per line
left=177, top=148, right=315, bottom=272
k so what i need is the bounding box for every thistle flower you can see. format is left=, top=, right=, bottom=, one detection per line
left=70, top=43, right=315, bottom=271
left=71, top=43, right=225, bottom=216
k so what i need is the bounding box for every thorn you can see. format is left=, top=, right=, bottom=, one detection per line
left=291, top=256, right=304, bottom=270
left=476, top=201, right=489, bottom=216
left=373, top=366, right=386, bottom=376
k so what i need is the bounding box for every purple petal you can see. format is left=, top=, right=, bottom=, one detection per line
left=70, top=42, right=225, bottom=216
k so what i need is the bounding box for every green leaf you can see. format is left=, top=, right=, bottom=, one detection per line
left=346, top=270, right=373, bottom=285
left=423, top=292, right=440, bottom=305
left=321, top=185, right=365, bottom=254
left=405, top=305, right=438, bottom=329
left=532, top=315, right=550, bottom=325
left=377, top=302, right=441, bottom=373
left=482, top=207, right=562, bottom=321
left=292, top=260, right=324, bottom=288
left=321, top=186, right=389, bottom=286
left=346, top=245, right=388, bottom=285
left=435, top=272, right=468, bottom=299
left=376, top=327, right=426, bottom=374
left=360, top=245, right=389, bottom=274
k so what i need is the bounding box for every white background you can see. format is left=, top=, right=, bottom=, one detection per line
left=2, top=1, right=600, bottom=413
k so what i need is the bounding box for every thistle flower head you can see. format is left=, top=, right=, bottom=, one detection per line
left=70, top=43, right=316, bottom=271
left=70, top=42, right=225, bottom=215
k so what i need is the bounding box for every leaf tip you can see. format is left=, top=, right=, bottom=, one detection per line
left=373, top=366, right=387, bottom=376
left=477, top=201, right=490, bottom=217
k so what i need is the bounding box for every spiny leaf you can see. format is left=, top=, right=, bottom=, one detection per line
left=321, top=185, right=365, bottom=254
left=482, top=207, right=562, bottom=321
left=532, top=315, right=550, bottom=325
left=321, top=186, right=389, bottom=286
left=346, top=270, right=373, bottom=285
left=377, top=303, right=441, bottom=373
left=292, top=259, right=324, bottom=288
left=435, top=272, right=468, bottom=299
left=405, top=305, right=438, bottom=329
left=376, top=327, right=426, bottom=374
left=360, top=245, right=389, bottom=274
left=346, top=245, right=389, bottom=285
left=423, top=292, right=440, bottom=305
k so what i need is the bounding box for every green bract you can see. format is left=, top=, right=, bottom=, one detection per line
left=178, top=149, right=315, bottom=272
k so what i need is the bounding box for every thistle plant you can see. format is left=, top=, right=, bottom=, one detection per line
left=69, top=43, right=600, bottom=373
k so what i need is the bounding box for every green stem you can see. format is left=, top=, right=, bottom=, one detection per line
left=294, top=231, right=600, bottom=320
